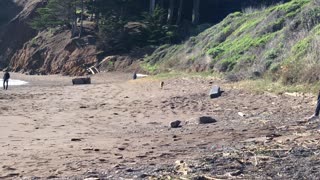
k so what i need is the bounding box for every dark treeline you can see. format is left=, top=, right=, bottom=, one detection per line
left=0, top=0, right=23, bottom=27
left=31, top=0, right=287, bottom=54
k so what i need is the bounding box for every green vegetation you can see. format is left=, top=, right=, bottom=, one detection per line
left=141, top=63, right=159, bottom=74
left=26, top=0, right=320, bottom=86
left=143, top=0, right=320, bottom=86
left=274, top=0, right=310, bottom=13
left=31, top=0, right=78, bottom=30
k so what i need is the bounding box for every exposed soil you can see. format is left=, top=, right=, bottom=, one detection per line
left=0, top=72, right=319, bottom=179
left=10, top=28, right=98, bottom=76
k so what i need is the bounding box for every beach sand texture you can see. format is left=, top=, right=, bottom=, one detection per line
left=0, top=72, right=318, bottom=179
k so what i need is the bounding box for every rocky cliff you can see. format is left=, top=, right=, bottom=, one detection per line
left=0, top=0, right=98, bottom=75
left=10, top=28, right=97, bottom=75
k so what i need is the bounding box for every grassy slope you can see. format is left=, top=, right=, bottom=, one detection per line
left=144, top=0, right=320, bottom=85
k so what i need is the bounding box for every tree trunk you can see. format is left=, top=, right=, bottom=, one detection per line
left=167, top=0, right=175, bottom=24
left=176, top=0, right=183, bottom=24
left=150, top=0, right=156, bottom=13
left=159, top=0, right=164, bottom=8
left=79, top=0, right=84, bottom=38
left=72, top=4, right=78, bottom=37
left=192, top=0, right=200, bottom=25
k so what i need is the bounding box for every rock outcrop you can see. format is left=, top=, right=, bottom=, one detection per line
left=0, top=0, right=99, bottom=75
left=10, top=29, right=98, bottom=75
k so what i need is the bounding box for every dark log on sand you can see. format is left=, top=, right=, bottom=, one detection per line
left=72, top=77, right=91, bottom=85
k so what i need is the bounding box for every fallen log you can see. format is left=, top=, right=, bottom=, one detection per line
left=72, top=77, right=91, bottom=85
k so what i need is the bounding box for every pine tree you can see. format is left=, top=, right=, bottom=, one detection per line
left=31, top=0, right=81, bottom=37
left=192, top=0, right=200, bottom=25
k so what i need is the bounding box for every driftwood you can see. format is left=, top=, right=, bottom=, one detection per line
left=72, top=77, right=91, bottom=85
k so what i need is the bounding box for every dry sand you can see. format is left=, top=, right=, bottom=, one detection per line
left=0, top=72, right=320, bottom=179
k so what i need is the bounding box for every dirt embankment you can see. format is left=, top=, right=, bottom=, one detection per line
left=0, top=1, right=101, bottom=75
left=10, top=28, right=98, bottom=75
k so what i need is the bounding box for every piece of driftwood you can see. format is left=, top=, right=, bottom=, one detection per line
left=87, top=66, right=99, bottom=75
left=72, top=77, right=91, bottom=85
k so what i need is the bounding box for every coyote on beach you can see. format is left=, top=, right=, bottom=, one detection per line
left=160, top=81, right=164, bottom=89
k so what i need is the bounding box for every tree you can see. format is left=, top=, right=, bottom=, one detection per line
left=176, top=0, right=183, bottom=24
left=31, top=0, right=80, bottom=37
left=192, top=0, right=200, bottom=25
left=167, top=0, right=175, bottom=24
left=150, top=0, right=156, bottom=13
left=79, top=0, right=84, bottom=37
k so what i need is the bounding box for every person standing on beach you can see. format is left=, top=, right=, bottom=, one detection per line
left=307, top=90, right=320, bottom=121
left=3, top=70, right=10, bottom=90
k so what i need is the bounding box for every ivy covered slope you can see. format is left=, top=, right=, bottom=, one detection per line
left=145, top=0, right=320, bottom=84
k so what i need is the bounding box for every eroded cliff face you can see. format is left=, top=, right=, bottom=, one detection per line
left=0, top=0, right=99, bottom=75
left=10, top=29, right=98, bottom=75
left=0, top=0, right=42, bottom=68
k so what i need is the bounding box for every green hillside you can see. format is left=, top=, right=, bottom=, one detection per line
left=144, top=0, right=320, bottom=84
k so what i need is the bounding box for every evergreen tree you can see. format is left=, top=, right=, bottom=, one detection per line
left=31, top=0, right=81, bottom=36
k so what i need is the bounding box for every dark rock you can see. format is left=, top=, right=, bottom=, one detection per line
left=140, top=174, right=150, bottom=178
left=71, top=138, right=82, bottom=142
left=209, top=85, right=221, bottom=99
left=118, top=147, right=125, bottom=151
left=47, top=175, right=58, bottom=179
left=125, top=168, right=135, bottom=172
left=192, top=176, right=209, bottom=180
left=198, top=116, right=216, bottom=124
left=2, top=173, right=19, bottom=178
left=170, top=120, right=181, bottom=128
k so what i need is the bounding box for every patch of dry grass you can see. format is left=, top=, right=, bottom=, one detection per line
left=233, top=79, right=320, bottom=95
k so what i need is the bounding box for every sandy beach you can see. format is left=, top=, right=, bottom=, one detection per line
left=1, top=72, right=320, bottom=179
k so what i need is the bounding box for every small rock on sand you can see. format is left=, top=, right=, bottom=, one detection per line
left=118, top=147, right=125, bottom=151
left=170, top=120, right=181, bottom=128
left=198, top=116, right=216, bottom=124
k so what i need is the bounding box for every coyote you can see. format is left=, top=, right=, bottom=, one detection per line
left=160, top=81, right=164, bottom=89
